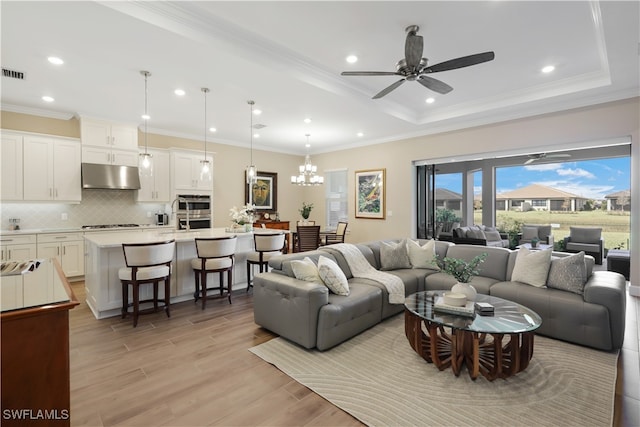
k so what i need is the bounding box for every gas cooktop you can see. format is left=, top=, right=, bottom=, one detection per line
left=81, top=224, right=140, bottom=230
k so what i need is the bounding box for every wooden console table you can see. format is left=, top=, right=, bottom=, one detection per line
left=1, top=259, right=79, bottom=426
left=254, top=220, right=291, bottom=253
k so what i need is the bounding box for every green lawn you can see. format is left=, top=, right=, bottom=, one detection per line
left=473, top=210, right=631, bottom=251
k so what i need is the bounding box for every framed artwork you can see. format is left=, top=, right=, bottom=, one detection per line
left=245, top=171, right=278, bottom=213
left=355, top=168, right=385, bottom=219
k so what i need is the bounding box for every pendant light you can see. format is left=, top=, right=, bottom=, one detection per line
left=246, top=100, right=257, bottom=185
left=291, top=134, right=324, bottom=186
left=138, top=71, right=153, bottom=177
left=200, top=88, right=212, bottom=182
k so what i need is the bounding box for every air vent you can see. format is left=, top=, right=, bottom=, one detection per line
left=252, top=124, right=267, bottom=129
left=2, top=68, right=25, bottom=80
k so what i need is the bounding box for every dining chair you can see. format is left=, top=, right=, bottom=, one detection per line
left=321, top=221, right=348, bottom=246
left=191, top=236, right=237, bottom=309
left=246, top=232, right=286, bottom=291
left=295, top=225, right=321, bottom=252
left=119, top=240, right=176, bottom=327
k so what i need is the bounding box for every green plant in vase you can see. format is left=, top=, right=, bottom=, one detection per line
left=432, top=253, right=487, bottom=301
left=299, top=202, right=314, bottom=221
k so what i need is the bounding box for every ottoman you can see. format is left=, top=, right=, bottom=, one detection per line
left=607, top=249, right=630, bottom=280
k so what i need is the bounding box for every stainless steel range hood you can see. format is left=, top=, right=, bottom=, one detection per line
left=81, top=163, right=141, bottom=190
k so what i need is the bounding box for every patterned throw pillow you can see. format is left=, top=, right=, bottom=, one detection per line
left=546, top=252, right=587, bottom=295
left=317, top=256, right=349, bottom=295
left=406, top=239, right=440, bottom=270
left=291, top=257, right=321, bottom=283
left=511, top=247, right=552, bottom=287
left=380, top=239, right=412, bottom=270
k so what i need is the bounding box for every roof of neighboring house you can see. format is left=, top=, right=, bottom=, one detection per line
left=435, top=188, right=462, bottom=200
left=496, top=184, right=585, bottom=200
left=604, top=189, right=631, bottom=199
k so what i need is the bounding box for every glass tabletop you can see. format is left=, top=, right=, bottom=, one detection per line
left=405, top=291, right=542, bottom=334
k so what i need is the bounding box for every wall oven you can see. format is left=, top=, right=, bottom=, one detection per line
left=176, top=194, right=211, bottom=230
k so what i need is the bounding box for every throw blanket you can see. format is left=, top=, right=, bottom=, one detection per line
left=326, top=243, right=405, bottom=304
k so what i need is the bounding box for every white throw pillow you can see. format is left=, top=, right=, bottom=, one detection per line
left=290, top=257, right=321, bottom=283
left=406, top=239, right=440, bottom=270
left=317, top=256, right=349, bottom=295
left=380, top=240, right=412, bottom=270
left=511, top=247, right=552, bottom=287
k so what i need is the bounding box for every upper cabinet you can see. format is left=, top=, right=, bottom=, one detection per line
left=80, top=118, right=139, bottom=167
left=23, top=135, right=82, bottom=202
left=1, top=132, right=24, bottom=201
left=171, top=150, right=214, bottom=192
left=80, top=118, right=137, bottom=149
left=137, top=148, right=171, bottom=202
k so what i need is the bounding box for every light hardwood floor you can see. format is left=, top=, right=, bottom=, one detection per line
left=68, top=281, right=638, bottom=426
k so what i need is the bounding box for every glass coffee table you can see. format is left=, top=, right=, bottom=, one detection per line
left=404, top=291, right=542, bottom=381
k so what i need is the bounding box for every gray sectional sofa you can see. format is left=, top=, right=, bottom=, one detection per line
left=253, top=240, right=626, bottom=351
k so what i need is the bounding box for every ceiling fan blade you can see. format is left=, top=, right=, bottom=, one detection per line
left=341, top=71, right=400, bottom=76
left=418, top=75, right=453, bottom=94
left=405, top=32, right=423, bottom=69
left=424, top=51, right=495, bottom=74
left=546, top=154, right=571, bottom=159
left=524, top=158, right=537, bottom=165
left=372, top=79, right=406, bottom=99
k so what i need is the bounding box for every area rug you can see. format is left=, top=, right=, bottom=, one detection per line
left=249, top=315, right=618, bottom=427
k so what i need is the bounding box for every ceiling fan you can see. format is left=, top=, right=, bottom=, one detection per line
left=341, top=25, right=495, bottom=99
left=524, top=153, right=572, bottom=165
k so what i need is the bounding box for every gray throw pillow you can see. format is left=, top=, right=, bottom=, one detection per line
left=466, top=228, right=486, bottom=240
left=484, top=230, right=502, bottom=242
left=522, top=226, right=539, bottom=241
left=380, top=239, right=411, bottom=270
left=570, top=227, right=601, bottom=243
left=547, top=251, right=587, bottom=295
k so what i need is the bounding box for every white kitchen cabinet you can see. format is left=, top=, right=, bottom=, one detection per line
left=37, top=232, right=84, bottom=277
left=171, top=150, right=213, bottom=192
left=137, top=148, right=171, bottom=202
left=80, top=118, right=138, bottom=149
left=1, top=234, right=37, bottom=262
left=22, top=135, right=81, bottom=202
left=1, top=132, right=23, bottom=201
left=0, top=234, right=42, bottom=308
left=82, top=146, right=138, bottom=167
left=1, top=275, right=23, bottom=310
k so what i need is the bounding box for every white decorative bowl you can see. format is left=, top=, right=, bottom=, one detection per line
left=443, top=292, right=467, bottom=307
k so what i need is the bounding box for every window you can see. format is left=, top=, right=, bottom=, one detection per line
left=324, top=169, right=348, bottom=229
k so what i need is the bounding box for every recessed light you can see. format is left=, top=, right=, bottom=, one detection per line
left=346, top=55, right=358, bottom=63
left=174, top=89, right=185, bottom=96
left=304, top=118, right=311, bottom=124
left=141, top=114, right=150, bottom=120
left=426, top=97, right=435, bottom=104
left=253, top=133, right=260, bottom=138
left=357, top=132, right=364, bottom=137
left=209, top=127, right=217, bottom=132
left=47, top=56, right=64, bottom=65
left=42, top=95, right=54, bottom=103
left=253, top=109, right=262, bottom=115
left=542, top=65, right=555, bottom=73
left=305, top=143, right=311, bottom=148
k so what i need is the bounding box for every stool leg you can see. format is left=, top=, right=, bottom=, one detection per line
left=194, top=270, right=200, bottom=302
left=246, top=262, right=252, bottom=291
left=133, top=283, right=140, bottom=327
left=227, top=269, right=233, bottom=304
left=121, top=281, right=128, bottom=319
left=201, top=270, right=207, bottom=310
left=164, top=276, right=171, bottom=318
left=153, top=281, right=159, bottom=311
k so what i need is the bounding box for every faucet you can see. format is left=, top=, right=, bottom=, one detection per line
left=171, top=197, right=190, bottom=231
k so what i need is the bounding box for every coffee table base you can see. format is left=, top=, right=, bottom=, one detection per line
left=404, top=309, right=535, bottom=381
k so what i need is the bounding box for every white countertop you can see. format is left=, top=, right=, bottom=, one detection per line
left=0, top=224, right=172, bottom=236
left=83, top=227, right=283, bottom=248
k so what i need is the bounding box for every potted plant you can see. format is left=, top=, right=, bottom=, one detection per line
left=229, top=204, right=256, bottom=231
left=299, top=202, right=314, bottom=222
left=530, top=236, right=540, bottom=248
left=432, top=253, right=487, bottom=301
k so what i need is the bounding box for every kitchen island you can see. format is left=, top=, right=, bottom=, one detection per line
left=83, top=228, right=280, bottom=319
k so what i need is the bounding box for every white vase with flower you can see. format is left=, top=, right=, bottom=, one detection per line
left=432, top=253, right=487, bottom=302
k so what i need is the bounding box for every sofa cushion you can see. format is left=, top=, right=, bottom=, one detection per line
left=522, top=226, right=539, bottom=241
left=291, top=257, right=321, bottom=283
left=547, top=251, right=587, bottom=295
left=407, top=239, right=439, bottom=270
left=511, top=247, right=552, bottom=287
left=380, top=240, right=411, bottom=270
left=317, top=256, right=349, bottom=295
left=466, top=228, right=486, bottom=240
left=484, top=229, right=502, bottom=242
left=570, top=226, right=601, bottom=243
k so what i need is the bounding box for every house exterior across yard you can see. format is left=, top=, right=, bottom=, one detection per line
left=496, top=184, right=588, bottom=212
left=605, top=189, right=631, bottom=211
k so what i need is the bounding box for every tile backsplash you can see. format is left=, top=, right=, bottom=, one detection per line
left=1, top=189, right=167, bottom=231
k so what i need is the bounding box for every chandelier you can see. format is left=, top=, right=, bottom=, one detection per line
left=291, top=134, right=324, bottom=186
left=200, top=88, right=212, bottom=182
left=138, top=71, right=153, bottom=177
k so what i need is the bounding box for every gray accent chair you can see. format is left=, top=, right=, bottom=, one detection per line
left=519, top=224, right=554, bottom=246
left=563, top=226, right=604, bottom=264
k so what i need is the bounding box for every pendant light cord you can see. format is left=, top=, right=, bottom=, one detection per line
left=202, top=88, right=209, bottom=159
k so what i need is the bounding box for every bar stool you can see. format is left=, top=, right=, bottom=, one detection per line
left=191, top=236, right=237, bottom=310
left=246, top=232, right=286, bottom=292
left=119, top=240, right=176, bottom=327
